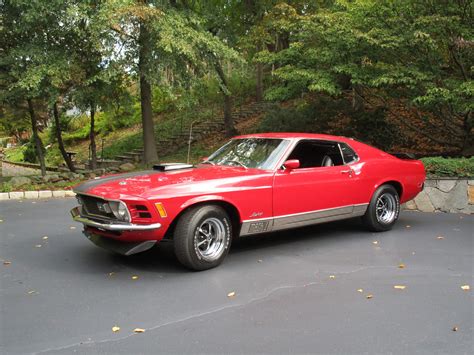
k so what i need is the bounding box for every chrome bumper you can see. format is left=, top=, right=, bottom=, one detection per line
left=70, top=206, right=162, bottom=232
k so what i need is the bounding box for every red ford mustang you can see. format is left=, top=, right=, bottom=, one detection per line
left=71, top=133, right=425, bottom=270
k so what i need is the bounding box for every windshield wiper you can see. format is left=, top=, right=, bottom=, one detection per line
left=201, top=160, right=215, bottom=165
left=228, top=160, right=248, bottom=169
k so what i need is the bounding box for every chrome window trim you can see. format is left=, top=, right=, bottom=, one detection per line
left=277, top=138, right=360, bottom=170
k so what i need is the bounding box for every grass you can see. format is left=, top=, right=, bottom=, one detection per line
left=4, top=145, right=26, bottom=162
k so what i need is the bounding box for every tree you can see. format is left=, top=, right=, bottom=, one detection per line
left=108, top=0, right=240, bottom=163
left=257, top=1, right=473, bottom=153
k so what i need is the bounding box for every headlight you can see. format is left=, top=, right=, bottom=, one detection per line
left=109, top=201, right=130, bottom=222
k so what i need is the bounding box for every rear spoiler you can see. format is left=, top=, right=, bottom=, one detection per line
left=153, top=163, right=194, bottom=171
left=390, top=153, right=417, bottom=160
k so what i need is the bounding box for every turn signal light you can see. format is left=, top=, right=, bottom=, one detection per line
left=155, top=202, right=167, bottom=218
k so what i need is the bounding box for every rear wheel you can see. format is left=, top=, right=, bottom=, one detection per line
left=362, top=184, right=400, bottom=232
left=174, top=205, right=232, bottom=271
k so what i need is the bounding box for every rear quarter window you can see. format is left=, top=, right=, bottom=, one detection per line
left=339, top=143, right=358, bottom=164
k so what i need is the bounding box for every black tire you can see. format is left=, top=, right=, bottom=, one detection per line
left=173, top=205, right=232, bottom=271
left=362, top=184, right=400, bottom=232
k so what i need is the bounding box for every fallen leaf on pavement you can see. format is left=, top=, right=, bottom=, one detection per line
left=452, top=326, right=458, bottom=332
left=366, top=294, right=373, bottom=299
left=108, top=272, right=115, bottom=277
left=112, top=326, right=120, bottom=332
left=406, top=225, right=411, bottom=228
left=131, top=275, right=139, bottom=280
left=357, top=289, right=363, bottom=293
left=0, top=219, right=3, bottom=223
left=398, top=263, right=405, bottom=269
left=70, top=226, right=76, bottom=230
left=394, top=285, right=406, bottom=290
left=257, top=259, right=263, bottom=263
left=329, top=275, right=335, bottom=279
left=372, top=241, right=378, bottom=245
left=134, top=328, right=146, bottom=333
left=461, top=285, right=470, bottom=291
left=35, top=244, right=42, bottom=248
left=227, top=291, right=236, bottom=298
left=27, top=290, right=37, bottom=295
left=42, top=236, right=48, bottom=240
left=3, top=261, right=11, bottom=266
left=437, top=235, right=444, bottom=240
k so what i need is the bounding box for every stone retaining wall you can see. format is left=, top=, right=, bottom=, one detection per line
left=1, top=160, right=59, bottom=177
left=404, top=178, right=473, bottom=214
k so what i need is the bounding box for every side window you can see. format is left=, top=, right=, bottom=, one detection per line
left=339, top=143, right=358, bottom=164
left=286, top=140, right=344, bottom=168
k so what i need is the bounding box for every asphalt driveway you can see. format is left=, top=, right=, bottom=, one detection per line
left=0, top=198, right=472, bottom=354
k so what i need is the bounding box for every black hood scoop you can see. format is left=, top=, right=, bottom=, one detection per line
left=152, top=163, right=194, bottom=172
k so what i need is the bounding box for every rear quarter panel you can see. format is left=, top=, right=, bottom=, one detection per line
left=349, top=140, right=426, bottom=203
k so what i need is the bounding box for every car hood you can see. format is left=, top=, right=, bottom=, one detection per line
left=73, top=165, right=272, bottom=200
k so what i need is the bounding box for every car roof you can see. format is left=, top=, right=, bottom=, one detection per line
left=234, top=132, right=354, bottom=143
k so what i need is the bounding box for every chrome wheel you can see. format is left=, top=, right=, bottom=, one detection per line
left=375, top=193, right=397, bottom=224
left=194, top=218, right=226, bottom=262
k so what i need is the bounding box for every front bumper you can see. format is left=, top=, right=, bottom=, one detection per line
left=70, top=206, right=162, bottom=232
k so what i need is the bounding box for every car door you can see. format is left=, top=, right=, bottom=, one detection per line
left=272, top=139, right=359, bottom=231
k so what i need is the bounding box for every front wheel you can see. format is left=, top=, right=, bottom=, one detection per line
left=362, top=184, right=400, bottom=232
left=173, top=205, right=232, bottom=271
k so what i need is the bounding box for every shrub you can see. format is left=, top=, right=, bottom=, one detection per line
left=421, top=157, right=474, bottom=177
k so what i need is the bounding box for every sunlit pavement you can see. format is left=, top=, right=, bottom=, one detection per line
left=0, top=198, right=472, bottom=354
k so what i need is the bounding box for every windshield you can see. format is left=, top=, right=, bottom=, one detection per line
left=204, top=138, right=290, bottom=170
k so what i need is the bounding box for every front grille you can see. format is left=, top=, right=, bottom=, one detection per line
left=78, top=194, right=116, bottom=221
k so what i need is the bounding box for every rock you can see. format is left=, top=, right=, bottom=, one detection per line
left=468, top=180, right=474, bottom=186
left=119, top=163, right=136, bottom=172
left=424, top=179, right=437, bottom=188
left=10, top=176, right=32, bottom=187
left=445, top=180, right=468, bottom=211
left=413, top=190, right=435, bottom=213
left=469, top=186, right=474, bottom=205
left=426, top=187, right=449, bottom=212
left=88, top=172, right=96, bottom=179
left=437, top=180, right=457, bottom=193
left=42, top=174, right=60, bottom=183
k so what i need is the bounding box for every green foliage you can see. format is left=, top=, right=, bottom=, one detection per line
left=4, top=145, right=26, bottom=162
left=23, top=137, right=45, bottom=164
left=421, top=157, right=474, bottom=177
left=258, top=96, right=400, bottom=150
left=257, top=0, right=473, bottom=151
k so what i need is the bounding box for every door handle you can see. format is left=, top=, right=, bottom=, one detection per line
left=341, top=169, right=353, bottom=176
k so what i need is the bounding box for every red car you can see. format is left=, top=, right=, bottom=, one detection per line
left=71, top=133, right=425, bottom=270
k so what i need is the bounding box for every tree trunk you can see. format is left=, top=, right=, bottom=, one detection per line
left=27, top=99, right=46, bottom=176
left=352, top=84, right=364, bottom=112
left=138, top=20, right=158, bottom=165
left=256, top=45, right=264, bottom=102
left=89, top=103, right=97, bottom=170
left=461, top=111, right=473, bottom=156
left=215, top=60, right=237, bottom=137
left=53, top=102, right=75, bottom=172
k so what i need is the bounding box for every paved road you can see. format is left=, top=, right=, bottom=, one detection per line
left=0, top=198, right=472, bottom=354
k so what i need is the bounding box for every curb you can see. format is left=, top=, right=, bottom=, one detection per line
left=0, top=190, right=76, bottom=201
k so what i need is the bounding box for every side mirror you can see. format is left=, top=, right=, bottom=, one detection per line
left=283, top=159, right=300, bottom=170
left=201, top=157, right=208, bottom=162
